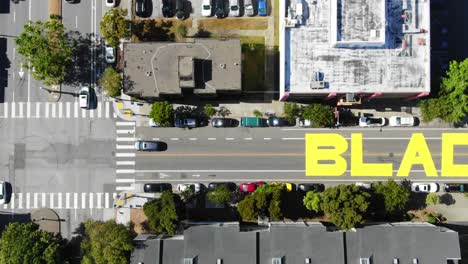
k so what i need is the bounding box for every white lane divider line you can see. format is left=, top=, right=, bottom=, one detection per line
left=74, top=193, right=78, bottom=209
left=50, top=193, right=55, bottom=208
left=51, top=103, right=56, bottom=118
left=96, top=193, right=102, bottom=209
left=34, top=193, right=38, bottom=208
left=58, top=102, right=63, bottom=118
left=26, top=102, right=31, bottom=118
left=18, top=102, right=24, bottom=118
left=81, top=193, right=86, bottom=209
left=282, top=138, right=305, bottom=140
left=116, top=161, right=136, bottom=166
left=208, top=138, right=216, bottom=140
left=41, top=193, right=46, bottom=207
left=66, top=193, right=71, bottom=209
left=89, top=193, right=94, bottom=209
left=18, top=193, right=23, bottom=209
left=97, top=102, right=102, bottom=118
left=35, top=102, right=41, bottom=118
left=152, top=138, right=160, bottom=140
left=226, top=138, right=234, bottom=140
left=170, top=138, right=179, bottom=141
left=3, top=102, right=8, bottom=118
left=189, top=138, right=198, bottom=141
left=244, top=138, right=253, bottom=140
left=57, top=193, right=63, bottom=208
left=105, top=193, right=110, bottom=208
left=116, top=153, right=136, bottom=158
left=11, top=102, right=16, bottom=118
left=74, top=102, right=79, bottom=118
left=26, top=193, right=30, bottom=209
left=264, top=138, right=272, bottom=140
left=66, top=102, right=71, bottom=118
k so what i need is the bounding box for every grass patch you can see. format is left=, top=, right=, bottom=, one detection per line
left=242, top=42, right=266, bottom=91
left=200, top=18, right=268, bottom=30
left=131, top=18, right=193, bottom=42
left=240, top=36, right=265, bottom=45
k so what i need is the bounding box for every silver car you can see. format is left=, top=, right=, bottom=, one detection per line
left=229, top=0, right=240, bottom=16
left=244, top=0, right=254, bottom=16
left=134, top=140, right=166, bottom=151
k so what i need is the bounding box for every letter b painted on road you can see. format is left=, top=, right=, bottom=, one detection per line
left=305, top=134, right=347, bottom=176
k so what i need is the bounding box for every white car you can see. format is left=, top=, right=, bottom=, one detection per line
left=0, top=181, right=7, bottom=204
left=355, top=182, right=373, bottom=190
left=411, top=183, right=439, bottom=193
left=79, top=87, right=90, bottom=109
left=229, top=0, right=240, bottom=16
left=201, top=0, right=212, bottom=16
left=149, top=119, right=160, bottom=127
left=359, top=117, right=386, bottom=127
left=106, top=0, right=117, bottom=7
left=177, top=183, right=203, bottom=193
left=105, top=43, right=115, bottom=64
left=299, top=119, right=312, bottom=127
left=389, top=116, right=415, bottom=127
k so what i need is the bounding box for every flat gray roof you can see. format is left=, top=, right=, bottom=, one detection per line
left=123, top=39, right=242, bottom=98
left=280, top=0, right=431, bottom=97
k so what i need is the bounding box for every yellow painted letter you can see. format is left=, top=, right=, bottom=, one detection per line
left=351, top=133, right=393, bottom=176
left=397, top=133, right=437, bottom=177
left=441, top=133, right=468, bottom=177
left=305, top=134, right=347, bottom=176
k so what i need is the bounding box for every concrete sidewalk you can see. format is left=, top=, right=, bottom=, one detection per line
left=429, top=194, right=468, bottom=222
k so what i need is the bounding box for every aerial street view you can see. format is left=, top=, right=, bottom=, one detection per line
left=0, top=0, right=467, bottom=262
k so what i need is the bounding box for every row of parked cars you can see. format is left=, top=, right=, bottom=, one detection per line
left=141, top=182, right=468, bottom=194
left=359, top=116, right=415, bottom=127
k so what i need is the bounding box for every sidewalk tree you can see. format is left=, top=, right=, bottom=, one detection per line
left=81, top=220, right=133, bottom=264
left=143, top=191, right=183, bottom=235
left=253, top=109, right=263, bottom=118
left=374, top=180, right=410, bottom=216
left=236, top=185, right=285, bottom=221
left=237, top=195, right=258, bottom=221
left=149, top=101, right=174, bottom=127
left=320, top=184, right=370, bottom=230
left=217, top=106, right=231, bottom=118
left=204, top=104, right=217, bottom=118
left=420, top=58, right=468, bottom=124
left=303, top=191, right=321, bottom=213
left=283, top=102, right=301, bottom=123
left=100, top=8, right=129, bottom=47
left=0, top=223, right=64, bottom=263
left=426, top=193, right=441, bottom=206
left=99, top=67, right=121, bottom=97
left=302, top=104, right=335, bottom=127
left=207, top=185, right=232, bottom=205
left=16, top=17, right=73, bottom=86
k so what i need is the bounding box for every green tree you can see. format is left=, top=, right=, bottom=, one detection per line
left=320, top=184, right=370, bottom=230
left=143, top=191, right=183, bottom=235
left=99, top=67, right=121, bottom=97
left=149, top=101, right=174, bottom=127
left=0, top=222, right=64, bottom=263
left=426, top=193, right=441, bottom=206
left=237, top=195, right=258, bottom=221
left=268, top=187, right=284, bottom=220
left=204, top=104, right=217, bottom=118
left=100, top=8, right=129, bottom=47
left=303, top=191, right=322, bottom=212
left=217, top=106, right=231, bottom=118
left=374, top=180, right=410, bottom=215
left=176, top=24, right=187, bottom=39
left=283, top=102, right=301, bottom=123
left=207, top=185, right=231, bottom=205
left=253, top=109, right=262, bottom=118
left=420, top=58, right=468, bottom=124
left=16, top=17, right=72, bottom=86
left=302, top=104, right=335, bottom=127
left=81, top=220, right=133, bottom=264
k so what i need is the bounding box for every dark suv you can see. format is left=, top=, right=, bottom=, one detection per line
left=215, top=0, right=226, bottom=18
left=175, top=0, right=185, bottom=19
left=162, top=0, right=174, bottom=17
left=143, top=183, right=172, bottom=193
left=175, top=118, right=198, bottom=128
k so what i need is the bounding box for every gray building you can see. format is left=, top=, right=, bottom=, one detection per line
left=130, top=222, right=462, bottom=264
left=122, top=39, right=242, bottom=100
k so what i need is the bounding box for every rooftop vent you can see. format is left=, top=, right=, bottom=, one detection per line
left=310, top=81, right=326, bottom=89
left=305, top=258, right=311, bottom=264
left=412, top=259, right=418, bottom=264
left=217, top=259, right=223, bottom=264
left=272, top=257, right=283, bottom=264
left=360, top=258, right=371, bottom=264
left=393, top=259, right=399, bottom=264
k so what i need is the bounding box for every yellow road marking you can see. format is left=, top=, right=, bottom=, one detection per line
left=136, top=152, right=468, bottom=157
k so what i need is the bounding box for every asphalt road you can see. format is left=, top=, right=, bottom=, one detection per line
left=133, top=127, right=468, bottom=183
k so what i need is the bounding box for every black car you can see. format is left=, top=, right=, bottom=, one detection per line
left=175, top=118, right=198, bottom=128
left=175, top=0, right=185, bottom=19
left=208, top=182, right=237, bottom=191
left=134, top=140, right=166, bottom=151
left=135, top=0, right=151, bottom=17
left=143, top=183, right=172, bottom=193
left=162, top=0, right=174, bottom=17
left=267, top=117, right=290, bottom=127
left=211, top=118, right=237, bottom=127
left=444, top=184, right=467, bottom=193
left=215, top=0, right=226, bottom=18
left=297, top=183, right=325, bottom=193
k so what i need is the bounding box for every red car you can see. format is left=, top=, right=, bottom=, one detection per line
left=239, top=181, right=266, bottom=192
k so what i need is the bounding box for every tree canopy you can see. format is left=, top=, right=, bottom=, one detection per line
left=15, top=17, right=73, bottom=86
left=207, top=185, right=232, bottom=205
left=320, top=184, right=370, bottom=230
left=99, top=67, right=121, bottom=97
left=302, top=104, right=335, bottom=127
left=283, top=102, right=301, bottom=123
left=143, top=191, right=183, bottom=235
left=374, top=180, right=410, bottom=216
left=303, top=190, right=322, bottom=213
left=81, top=220, right=134, bottom=264
left=0, top=222, right=64, bottom=264
left=426, top=193, right=441, bottom=206
left=204, top=104, right=217, bottom=118
left=100, top=8, right=129, bottom=47
left=237, top=185, right=285, bottom=221
left=420, top=58, right=468, bottom=124
left=149, top=101, right=174, bottom=127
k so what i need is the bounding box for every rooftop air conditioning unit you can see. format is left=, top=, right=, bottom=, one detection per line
left=360, top=258, right=371, bottom=264
left=305, top=258, right=311, bottom=264
left=310, top=81, right=326, bottom=89
left=393, top=258, right=399, bottom=264
left=184, top=258, right=194, bottom=264
left=413, top=259, right=418, bottom=264
left=217, top=259, right=223, bottom=264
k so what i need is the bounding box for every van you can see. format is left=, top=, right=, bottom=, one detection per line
left=244, top=0, right=254, bottom=16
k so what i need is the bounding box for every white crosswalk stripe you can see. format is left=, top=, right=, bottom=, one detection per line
left=0, top=102, right=114, bottom=119
left=115, top=121, right=136, bottom=191
left=3, top=192, right=117, bottom=209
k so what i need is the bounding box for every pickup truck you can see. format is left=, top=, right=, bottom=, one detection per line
left=241, top=117, right=266, bottom=127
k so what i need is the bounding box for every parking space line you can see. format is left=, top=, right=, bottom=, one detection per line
left=189, top=138, right=198, bottom=140
left=226, top=138, right=234, bottom=140
left=208, top=138, right=216, bottom=140
left=264, top=138, right=272, bottom=140
left=244, top=138, right=253, bottom=140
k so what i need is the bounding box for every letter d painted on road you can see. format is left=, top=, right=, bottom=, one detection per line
left=305, top=134, right=347, bottom=176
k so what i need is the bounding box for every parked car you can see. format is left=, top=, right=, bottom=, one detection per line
left=239, top=181, right=266, bottom=192
left=215, top=0, right=226, bottom=18
left=299, top=119, right=312, bottom=127
left=0, top=181, right=8, bottom=204
left=389, top=116, right=415, bottom=127
left=134, top=140, right=166, bottom=151
left=241, top=117, right=266, bottom=127
left=201, top=0, right=212, bottom=16
left=244, top=0, right=254, bottom=16
left=162, top=0, right=175, bottom=17
left=177, top=183, right=204, bottom=193
left=229, top=0, right=240, bottom=16
left=135, top=0, right=151, bottom=17
left=105, top=42, right=115, bottom=64
left=106, top=0, right=117, bottom=7
left=258, top=0, right=267, bottom=16
left=143, top=183, right=172, bottom=193
left=411, top=183, right=439, bottom=193
left=211, top=118, right=237, bottom=127
left=175, top=118, right=198, bottom=128
left=443, top=183, right=467, bottom=193
left=65, top=0, right=77, bottom=3
left=149, top=119, right=160, bottom=127
left=267, top=117, right=289, bottom=127
left=269, top=182, right=295, bottom=192
left=176, top=0, right=186, bottom=19
left=359, top=117, right=386, bottom=127
left=355, top=182, right=373, bottom=190
left=208, top=182, right=237, bottom=191
left=297, top=183, right=325, bottom=192
left=79, top=87, right=90, bottom=109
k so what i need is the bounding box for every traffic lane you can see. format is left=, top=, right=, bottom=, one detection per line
left=62, top=1, right=93, bottom=33
left=31, top=0, right=49, bottom=22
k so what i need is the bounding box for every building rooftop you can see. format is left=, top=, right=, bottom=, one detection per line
left=123, top=39, right=242, bottom=99
left=280, top=0, right=431, bottom=99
